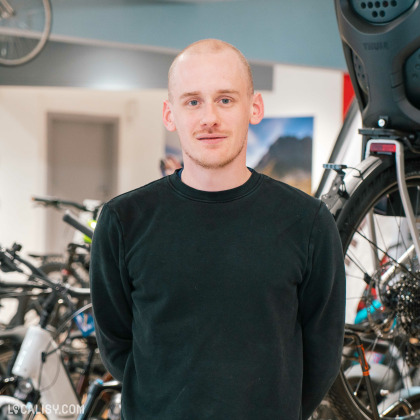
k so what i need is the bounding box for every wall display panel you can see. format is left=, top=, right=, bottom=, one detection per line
left=248, top=117, right=313, bottom=194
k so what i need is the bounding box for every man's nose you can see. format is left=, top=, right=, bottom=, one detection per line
left=200, top=103, right=220, bottom=127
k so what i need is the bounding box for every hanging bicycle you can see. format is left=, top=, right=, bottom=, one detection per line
left=0, top=0, right=52, bottom=66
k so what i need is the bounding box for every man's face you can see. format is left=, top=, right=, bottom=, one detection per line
left=163, top=49, right=263, bottom=170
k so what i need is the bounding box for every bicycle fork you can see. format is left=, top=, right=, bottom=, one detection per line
left=345, top=330, right=381, bottom=420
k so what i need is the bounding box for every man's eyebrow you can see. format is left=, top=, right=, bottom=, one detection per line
left=216, top=89, right=240, bottom=95
left=178, top=89, right=240, bottom=100
left=179, top=91, right=201, bottom=100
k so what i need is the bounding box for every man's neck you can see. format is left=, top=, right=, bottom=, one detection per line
left=180, top=164, right=252, bottom=192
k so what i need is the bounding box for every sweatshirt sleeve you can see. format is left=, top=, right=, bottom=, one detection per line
left=90, top=203, right=133, bottom=382
left=298, top=202, right=346, bottom=420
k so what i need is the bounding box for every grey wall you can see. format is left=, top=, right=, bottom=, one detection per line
left=0, top=40, right=273, bottom=90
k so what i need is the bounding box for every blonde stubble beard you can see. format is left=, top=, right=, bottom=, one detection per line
left=182, top=135, right=248, bottom=170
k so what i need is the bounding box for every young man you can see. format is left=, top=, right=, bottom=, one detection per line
left=90, top=39, right=345, bottom=420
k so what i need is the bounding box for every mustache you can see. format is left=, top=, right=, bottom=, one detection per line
left=194, top=130, right=230, bottom=138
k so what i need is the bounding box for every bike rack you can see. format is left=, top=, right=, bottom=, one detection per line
left=365, top=137, right=420, bottom=287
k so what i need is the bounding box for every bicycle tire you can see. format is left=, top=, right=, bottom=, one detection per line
left=0, top=0, right=52, bottom=66
left=39, top=258, right=89, bottom=288
left=327, top=157, right=420, bottom=419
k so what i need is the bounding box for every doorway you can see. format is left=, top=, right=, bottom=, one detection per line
left=46, top=113, right=118, bottom=253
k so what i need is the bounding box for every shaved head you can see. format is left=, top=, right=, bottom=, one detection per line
left=168, top=39, right=254, bottom=102
left=162, top=38, right=265, bottom=177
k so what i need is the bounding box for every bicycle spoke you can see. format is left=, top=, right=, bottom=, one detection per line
left=329, top=167, right=420, bottom=419
left=0, top=0, right=51, bottom=65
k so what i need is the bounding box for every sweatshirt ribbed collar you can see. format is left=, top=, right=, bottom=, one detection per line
left=167, top=168, right=262, bottom=203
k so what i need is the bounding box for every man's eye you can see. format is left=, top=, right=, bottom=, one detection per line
left=188, top=100, right=199, bottom=106
left=220, top=98, right=231, bottom=104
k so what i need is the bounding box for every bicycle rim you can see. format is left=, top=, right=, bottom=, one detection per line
left=0, top=0, right=52, bottom=66
left=329, top=159, right=420, bottom=419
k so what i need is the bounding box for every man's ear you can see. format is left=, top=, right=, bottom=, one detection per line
left=163, top=100, right=176, bottom=132
left=249, top=93, right=264, bottom=125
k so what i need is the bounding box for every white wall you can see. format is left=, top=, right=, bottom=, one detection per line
left=0, top=87, right=167, bottom=253
left=262, top=64, right=343, bottom=190
left=0, top=63, right=343, bottom=254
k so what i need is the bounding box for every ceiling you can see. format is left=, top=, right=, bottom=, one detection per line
left=47, top=0, right=345, bottom=69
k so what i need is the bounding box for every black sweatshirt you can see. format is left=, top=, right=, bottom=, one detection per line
left=90, top=169, right=345, bottom=420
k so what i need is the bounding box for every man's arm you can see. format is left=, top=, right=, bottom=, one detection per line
left=298, top=202, right=346, bottom=420
left=90, top=203, right=133, bottom=382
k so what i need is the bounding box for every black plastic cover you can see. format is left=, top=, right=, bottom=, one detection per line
left=335, top=0, right=420, bottom=135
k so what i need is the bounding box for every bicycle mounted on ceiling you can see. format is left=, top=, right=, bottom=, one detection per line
left=0, top=0, right=52, bottom=66
left=323, top=1, right=420, bottom=419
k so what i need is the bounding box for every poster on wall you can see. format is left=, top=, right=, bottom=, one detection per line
left=247, top=116, right=313, bottom=194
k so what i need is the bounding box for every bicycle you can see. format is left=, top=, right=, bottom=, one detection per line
left=0, top=244, right=120, bottom=420
left=30, top=196, right=102, bottom=289
left=320, top=1, right=420, bottom=419
left=0, top=0, right=52, bottom=66
left=3, top=211, right=96, bottom=330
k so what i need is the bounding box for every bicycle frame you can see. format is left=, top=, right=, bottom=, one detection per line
left=0, top=245, right=94, bottom=419
left=0, top=322, right=119, bottom=420
left=364, top=138, right=420, bottom=286
left=10, top=325, right=81, bottom=420
left=0, top=0, right=14, bottom=19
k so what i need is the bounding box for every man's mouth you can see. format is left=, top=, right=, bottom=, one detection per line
left=196, top=134, right=227, bottom=143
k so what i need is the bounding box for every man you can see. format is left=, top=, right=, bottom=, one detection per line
left=90, top=39, right=345, bottom=420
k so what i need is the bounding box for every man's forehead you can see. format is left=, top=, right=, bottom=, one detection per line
left=172, top=76, right=245, bottom=101
left=172, top=52, right=245, bottom=84
left=168, top=43, right=253, bottom=101
left=176, top=48, right=240, bottom=70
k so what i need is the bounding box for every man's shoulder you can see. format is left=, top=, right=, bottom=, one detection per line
left=259, top=173, right=321, bottom=211
left=106, top=176, right=168, bottom=211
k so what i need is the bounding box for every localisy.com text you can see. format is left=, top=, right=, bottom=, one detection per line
left=8, top=403, right=84, bottom=415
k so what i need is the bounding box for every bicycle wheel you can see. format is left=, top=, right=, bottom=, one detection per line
left=39, top=257, right=89, bottom=288
left=328, top=158, right=420, bottom=419
left=0, top=0, right=51, bottom=66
